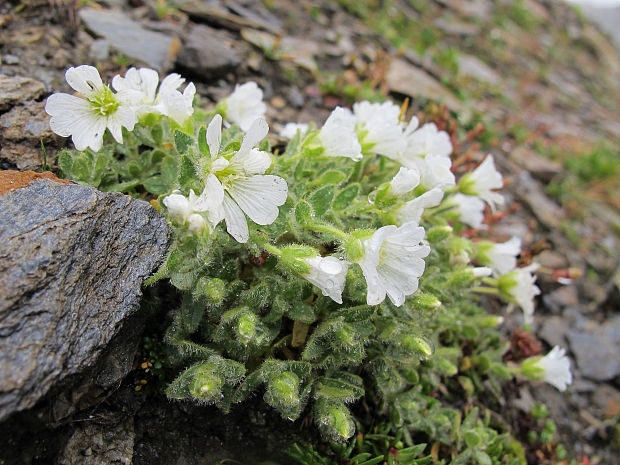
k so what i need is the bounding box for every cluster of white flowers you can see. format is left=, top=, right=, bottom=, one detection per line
left=46, top=65, right=196, bottom=151
left=46, top=68, right=540, bottom=319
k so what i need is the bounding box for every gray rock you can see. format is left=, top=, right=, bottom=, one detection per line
left=0, top=144, right=46, bottom=171
left=568, top=316, right=620, bottom=381
left=515, top=170, right=566, bottom=229
left=0, top=179, right=169, bottom=421
left=458, top=55, right=501, bottom=86
left=79, top=8, right=180, bottom=71
left=177, top=24, right=243, bottom=77
left=0, top=101, right=54, bottom=143
left=0, top=75, right=45, bottom=112
left=90, top=39, right=111, bottom=63
left=386, top=58, right=463, bottom=112
left=539, top=316, right=571, bottom=348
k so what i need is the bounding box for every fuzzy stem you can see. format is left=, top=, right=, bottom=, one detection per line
left=306, top=222, right=348, bottom=240
left=471, top=286, right=500, bottom=295
left=250, top=233, right=282, bottom=256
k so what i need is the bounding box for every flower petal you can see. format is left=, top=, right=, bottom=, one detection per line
left=238, top=118, right=269, bottom=158
left=45, top=93, right=91, bottom=136
left=158, top=73, right=185, bottom=96
left=65, top=65, right=103, bottom=96
left=230, top=148, right=272, bottom=175
left=227, top=175, right=288, bottom=225
left=193, top=174, right=224, bottom=213
left=222, top=194, right=249, bottom=243
left=206, top=114, right=222, bottom=157
left=106, top=105, right=137, bottom=143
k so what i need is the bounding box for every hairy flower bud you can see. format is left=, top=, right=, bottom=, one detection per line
left=190, top=366, right=224, bottom=402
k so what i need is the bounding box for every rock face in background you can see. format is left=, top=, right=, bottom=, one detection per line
left=0, top=75, right=56, bottom=170
left=0, top=178, right=170, bottom=421
left=79, top=8, right=181, bottom=72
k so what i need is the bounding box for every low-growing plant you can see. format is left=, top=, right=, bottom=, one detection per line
left=46, top=65, right=574, bottom=458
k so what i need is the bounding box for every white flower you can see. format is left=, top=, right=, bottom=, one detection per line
left=459, top=155, right=504, bottom=210
left=221, top=82, right=267, bottom=131
left=196, top=114, right=288, bottom=243
left=478, top=237, right=522, bottom=275
left=389, top=167, right=420, bottom=195
left=156, top=81, right=196, bottom=125
left=112, top=68, right=195, bottom=123
left=302, top=256, right=349, bottom=304
left=498, top=264, right=540, bottom=325
left=318, top=107, right=362, bottom=161
left=394, top=188, right=444, bottom=225
left=355, top=222, right=430, bottom=306
left=280, top=122, right=309, bottom=139
left=45, top=65, right=139, bottom=151
left=353, top=101, right=406, bottom=158
left=414, top=153, right=456, bottom=190
left=111, top=67, right=159, bottom=112
left=449, top=193, right=486, bottom=229
left=162, top=189, right=204, bottom=223
left=401, top=122, right=453, bottom=159
left=535, top=346, right=573, bottom=391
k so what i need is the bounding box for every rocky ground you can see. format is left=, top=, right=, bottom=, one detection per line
left=0, top=0, right=619, bottom=463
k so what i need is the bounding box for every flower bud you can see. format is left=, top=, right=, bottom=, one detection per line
left=199, top=278, right=226, bottom=305
left=190, top=367, right=223, bottom=402
left=410, top=293, right=442, bottom=313
left=236, top=313, right=256, bottom=345
left=400, top=334, right=434, bottom=358
left=320, top=404, right=355, bottom=441
left=426, top=225, right=453, bottom=243
left=478, top=315, right=504, bottom=328
left=265, top=371, right=301, bottom=416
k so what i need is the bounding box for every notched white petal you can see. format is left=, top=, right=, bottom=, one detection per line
left=207, top=114, right=223, bottom=157
left=65, top=65, right=103, bottom=96
left=227, top=175, right=288, bottom=225
left=222, top=194, right=249, bottom=243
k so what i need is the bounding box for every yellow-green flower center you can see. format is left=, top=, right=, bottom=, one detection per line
left=87, top=85, right=120, bottom=116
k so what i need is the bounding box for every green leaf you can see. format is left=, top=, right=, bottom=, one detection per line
left=174, top=130, right=194, bottom=154
left=294, top=200, right=314, bottom=224
left=314, top=375, right=364, bottom=402
left=72, top=156, right=90, bottom=181
left=178, top=155, right=196, bottom=188
left=143, top=176, right=171, bottom=195
left=133, top=125, right=156, bottom=146
left=333, top=183, right=360, bottom=210
left=161, top=155, right=179, bottom=186
left=464, top=431, right=481, bottom=448
left=151, top=149, right=166, bottom=164
left=170, top=271, right=195, bottom=290
left=198, top=126, right=209, bottom=156
left=92, top=153, right=108, bottom=184
left=180, top=294, right=206, bottom=333
left=309, top=185, right=335, bottom=216
left=358, top=457, right=384, bottom=465
left=317, top=170, right=346, bottom=185
left=288, top=302, right=316, bottom=324
left=151, top=123, right=163, bottom=144
left=58, top=151, right=74, bottom=177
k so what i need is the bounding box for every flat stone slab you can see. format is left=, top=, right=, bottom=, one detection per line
left=79, top=8, right=180, bottom=71
left=0, top=75, right=45, bottom=112
left=0, top=178, right=169, bottom=420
